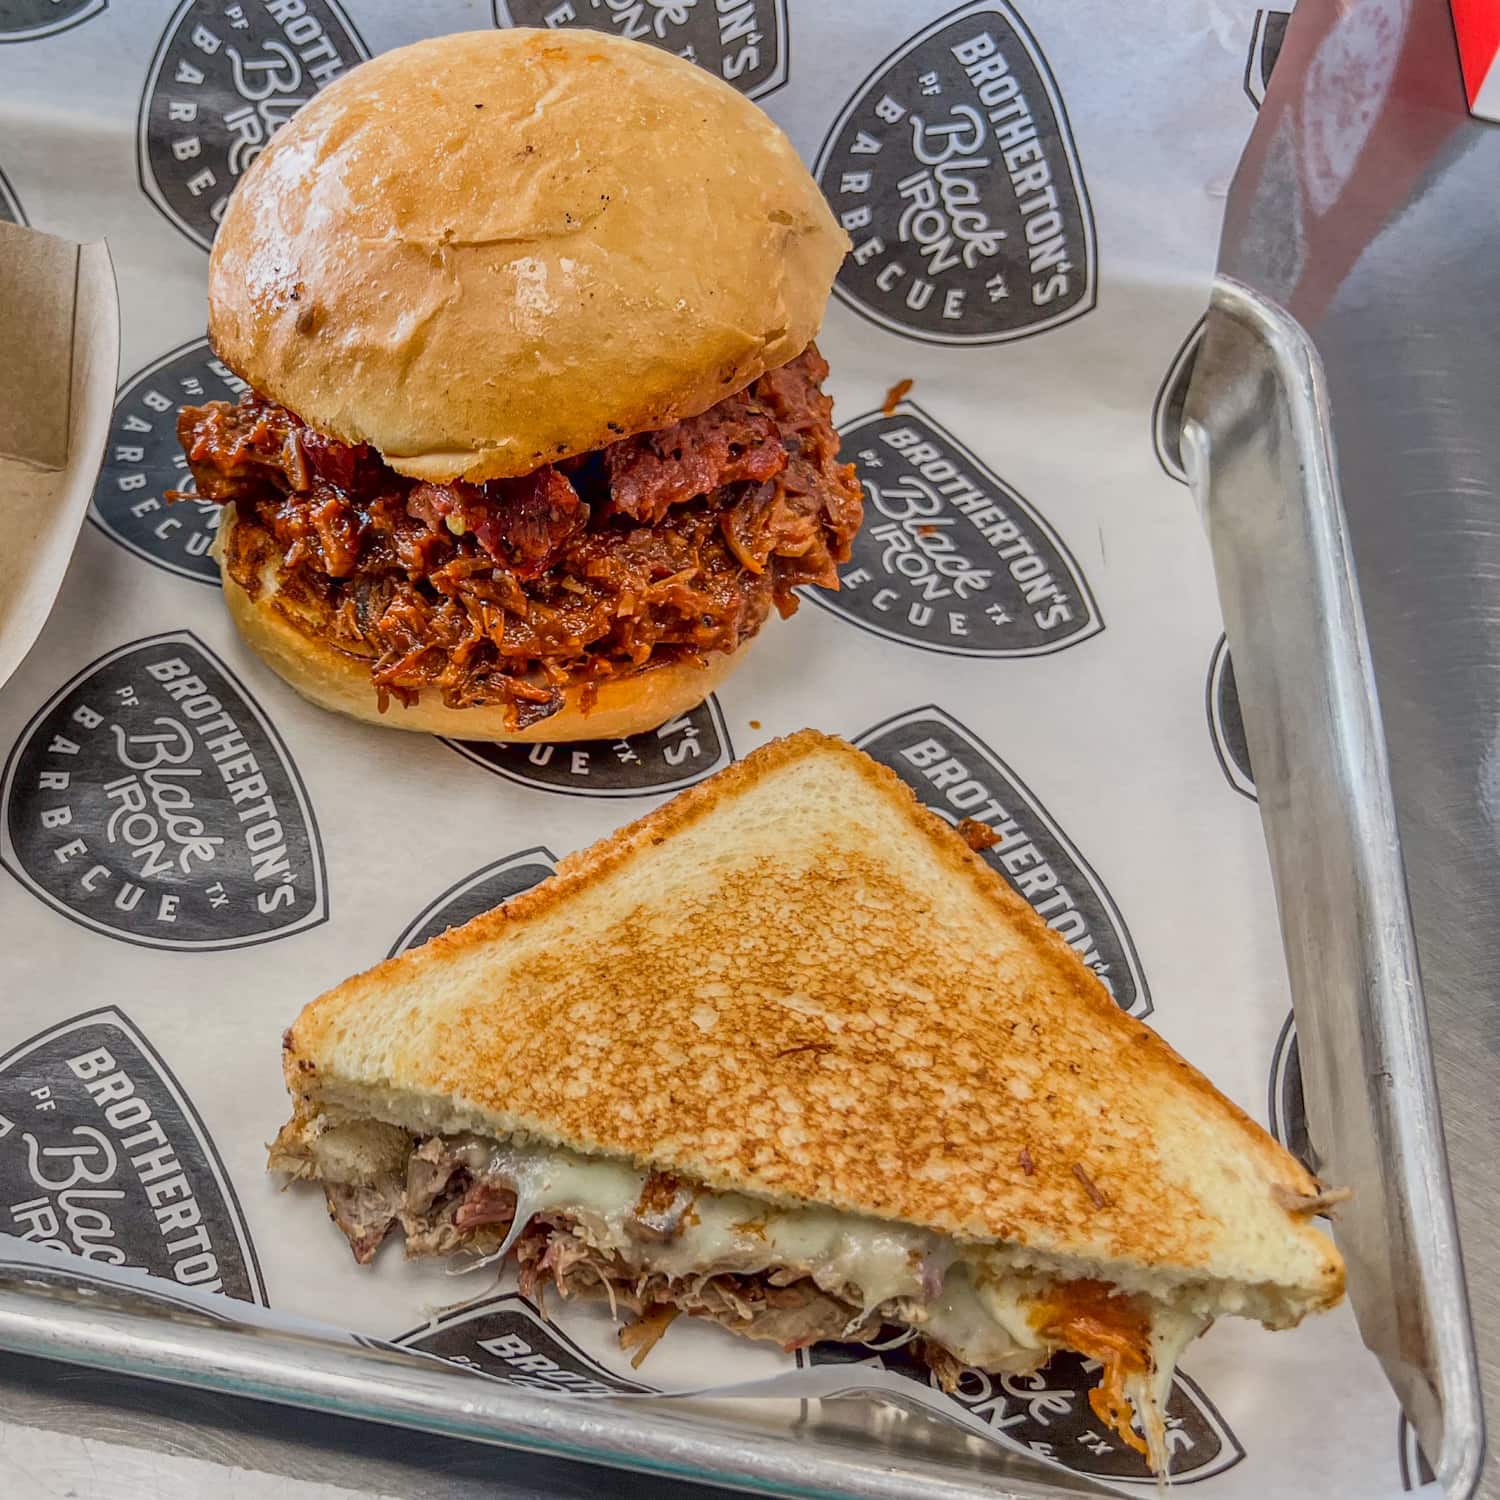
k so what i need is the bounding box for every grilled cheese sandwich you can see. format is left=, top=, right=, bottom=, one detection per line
left=271, top=730, right=1344, bottom=1472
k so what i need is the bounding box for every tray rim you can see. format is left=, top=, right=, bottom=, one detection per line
left=0, top=276, right=1466, bottom=1500
left=0, top=1253, right=1099, bottom=1500
left=1185, top=276, right=1484, bottom=1499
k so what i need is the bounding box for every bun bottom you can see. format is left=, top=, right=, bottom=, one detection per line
left=217, top=510, right=750, bottom=742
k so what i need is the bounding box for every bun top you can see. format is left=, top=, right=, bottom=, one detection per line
left=207, top=29, right=848, bottom=483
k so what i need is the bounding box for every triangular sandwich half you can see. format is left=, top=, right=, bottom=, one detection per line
left=271, top=730, right=1344, bottom=1470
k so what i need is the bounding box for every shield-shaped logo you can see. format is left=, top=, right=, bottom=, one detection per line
left=397, top=1292, right=654, bottom=1395
left=137, top=0, right=368, bottom=250
left=0, top=0, right=105, bottom=43
left=806, top=403, right=1100, bottom=656
left=0, top=165, right=25, bottom=224
left=446, top=696, right=733, bottom=798
left=805, top=1341, right=1243, bottom=1484
left=1, top=631, right=328, bottom=949
left=855, top=706, right=1150, bottom=1016
left=1207, top=635, right=1255, bottom=801
left=1244, top=10, right=1293, bottom=109
left=494, top=0, right=788, bottom=99
left=89, top=336, right=243, bottom=585
left=1397, top=1414, right=1435, bottom=1490
left=816, top=1, right=1095, bottom=344
left=1268, top=1012, right=1317, bottom=1179
left=389, top=847, right=558, bottom=957
left=0, top=1007, right=264, bottom=1304
left=1153, top=320, right=1205, bottom=485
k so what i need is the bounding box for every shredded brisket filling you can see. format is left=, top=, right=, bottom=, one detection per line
left=514, top=1219, right=887, bottom=1364
left=274, top=1124, right=967, bottom=1378
left=175, top=346, right=862, bottom=727
left=271, top=1119, right=1182, bottom=1464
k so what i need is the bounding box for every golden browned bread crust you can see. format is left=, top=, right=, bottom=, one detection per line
left=208, top=29, right=849, bottom=483
left=219, top=509, right=747, bottom=741
left=283, top=731, right=1344, bottom=1314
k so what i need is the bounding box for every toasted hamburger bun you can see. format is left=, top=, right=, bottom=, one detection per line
left=218, top=509, right=749, bottom=743
left=207, top=28, right=849, bottom=484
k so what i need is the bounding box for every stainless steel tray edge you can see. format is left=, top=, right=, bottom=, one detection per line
left=0, top=1262, right=1094, bottom=1500
left=1183, top=276, right=1484, bottom=1497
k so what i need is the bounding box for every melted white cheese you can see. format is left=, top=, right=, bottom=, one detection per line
left=455, top=1136, right=943, bottom=1309
left=921, top=1264, right=1047, bottom=1371
left=1127, top=1303, right=1212, bottom=1475
left=440, top=1136, right=1061, bottom=1366
left=310, top=1122, right=1202, bottom=1436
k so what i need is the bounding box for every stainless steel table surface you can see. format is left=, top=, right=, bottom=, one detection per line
left=1219, top=0, right=1496, bottom=1493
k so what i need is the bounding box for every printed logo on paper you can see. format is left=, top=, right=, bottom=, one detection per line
left=0, top=0, right=105, bottom=43
left=1268, top=1011, right=1316, bottom=1178
left=1397, top=1414, right=1435, bottom=1491
left=397, top=1293, right=653, bottom=1395
left=495, top=0, right=788, bottom=99
left=138, top=0, right=369, bottom=251
left=856, top=706, right=1150, bottom=1016
left=1153, top=319, right=1204, bottom=484
left=390, top=847, right=557, bottom=957
left=1244, top=10, right=1293, bottom=108
left=0, top=631, right=328, bottom=949
left=0, top=165, right=25, bottom=224
left=807, top=404, right=1099, bottom=656
left=90, top=336, right=243, bottom=584
left=0, top=1008, right=265, bottom=1304
left=1207, top=635, right=1255, bottom=800
left=445, top=697, right=733, bottom=798
left=816, top=1, right=1095, bottom=344
left=806, top=1343, right=1243, bottom=1483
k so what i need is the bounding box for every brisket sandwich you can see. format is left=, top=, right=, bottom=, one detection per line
left=175, top=30, right=860, bottom=741
left=271, top=732, right=1345, bottom=1474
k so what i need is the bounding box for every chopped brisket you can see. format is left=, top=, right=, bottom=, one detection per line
left=323, top=1180, right=403, bottom=1265
left=603, top=402, right=786, bottom=525
left=284, top=1125, right=925, bottom=1365
left=514, top=1217, right=884, bottom=1353
left=276, top=1120, right=1161, bottom=1462
left=175, top=346, right=862, bottom=725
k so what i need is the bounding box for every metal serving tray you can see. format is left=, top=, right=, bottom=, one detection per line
left=0, top=274, right=1476, bottom=1500
left=1183, top=278, right=1482, bottom=1498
